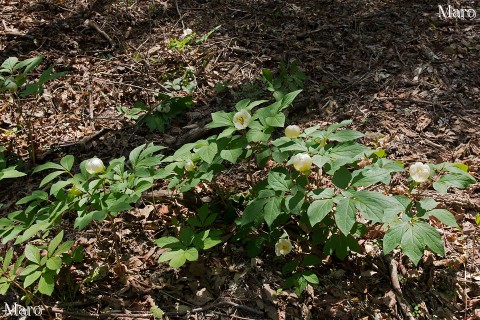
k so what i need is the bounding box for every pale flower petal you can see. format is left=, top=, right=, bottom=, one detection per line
left=275, top=239, right=293, bottom=256
left=285, top=125, right=301, bottom=138
left=85, top=157, right=105, bottom=175
left=293, top=153, right=312, bottom=172
left=409, top=162, right=430, bottom=183
left=233, top=109, right=251, bottom=130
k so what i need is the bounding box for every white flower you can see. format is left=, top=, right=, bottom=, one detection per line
left=233, top=109, right=251, bottom=130
left=184, top=160, right=195, bottom=172
left=180, top=28, right=193, bottom=39
left=85, top=157, right=105, bottom=175
left=409, top=162, right=430, bottom=183
left=275, top=239, right=293, bottom=256
left=285, top=125, right=301, bottom=138
left=293, top=153, right=312, bottom=172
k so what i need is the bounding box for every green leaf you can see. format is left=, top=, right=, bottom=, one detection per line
left=308, top=188, right=335, bottom=200
left=150, top=306, right=164, bottom=319
left=60, top=155, right=74, bottom=171
left=21, top=223, right=50, bottom=243
left=208, top=111, right=234, bottom=128
left=401, top=225, right=424, bottom=265
left=307, top=199, right=334, bottom=227
left=241, top=199, right=267, bottom=225
left=335, top=197, right=356, bottom=236
left=354, top=191, right=395, bottom=223
left=2, top=248, right=13, bottom=272
left=326, top=120, right=353, bottom=134
left=328, top=130, right=364, bottom=142
left=33, top=162, right=64, bottom=173
left=433, top=173, right=476, bottom=194
left=20, top=264, right=40, bottom=276
left=246, top=121, right=271, bottom=143
left=54, top=241, right=74, bottom=256
left=220, top=148, right=243, bottom=164
left=383, top=221, right=408, bottom=254
left=169, top=252, right=187, bottom=268
left=155, top=236, right=181, bottom=248
left=218, top=127, right=237, bottom=139
left=265, top=113, right=285, bottom=127
left=38, top=272, right=55, bottom=295
left=16, top=190, right=49, bottom=205
left=0, top=167, right=26, bottom=179
left=184, top=247, right=198, bottom=261
left=302, top=271, right=319, bottom=284
left=197, top=142, right=218, bottom=164
left=350, top=167, right=393, bottom=187
left=428, top=209, right=459, bottom=228
left=264, top=197, right=282, bottom=227
left=267, top=171, right=291, bottom=192
left=1, top=57, right=18, bottom=73
left=417, top=198, right=438, bottom=211
left=129, top=144, right=145, bottom=166
left=48, top=231, right=64, bottom=254
left=25, top=245, right=41, bottom=264
left=23, top=270, right=42, bottom=288
left=279, top=90, right=302, bottom=110
left=415, top=221, right=445, bottom=256
left=46, top=257, right=62, bottom=270
left=39, top=170, right=65, bottom=187
left=332, top=167, right=352, bottom=189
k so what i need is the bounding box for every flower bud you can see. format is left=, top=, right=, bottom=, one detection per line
left=233, top=109, right=251, bottom=130
left=293, top=153, right=312, bottom=172
left=409, top=162, right=430, bottom=183
left=275, top=238, right=293, bottom=256
left=285, top=125, right=301, bottom=138
left=184, top=159, right=195, bottom=172
left=85, top=157, right=105, bottom=175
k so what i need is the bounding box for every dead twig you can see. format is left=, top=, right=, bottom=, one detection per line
left=387, top=256, right=416, bottom=320
left=83, top=19, right=115, bottom=47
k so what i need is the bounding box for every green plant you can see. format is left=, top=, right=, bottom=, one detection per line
left=155, top=204, right=222, bottom=268
left=0, top=145, right=26, bottom=181
left=168, top=25, right=221, bottom=51
left=261, top=59, right=306, bottom=101
left=0, top=56, right=65, bottom=97
left=119, top=93, right=194, bottom=132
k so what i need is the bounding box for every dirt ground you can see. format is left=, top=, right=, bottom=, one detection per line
left=1, top=0, right=480, bottom=319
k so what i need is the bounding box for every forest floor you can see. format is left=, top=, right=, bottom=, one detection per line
left=1, top=0, right=480, bottom=319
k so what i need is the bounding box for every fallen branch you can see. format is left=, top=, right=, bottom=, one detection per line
left=142, top=189, right=202, bottom=208
left=387, top=256, right=416, bottom=320
left=46, top=300, right=264, bottom=319
left=83, top=19, right=115, bottom=47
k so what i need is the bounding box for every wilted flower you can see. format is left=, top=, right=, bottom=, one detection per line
left=275, top=238, right=293, bottom=256
left=184, top=159, right=195, bottom=172
left=293, top=153, right=312, bottom=172
left=409, top=162, right=430, bottom=183
left=285, top=125, right=301, bottom=138
left=85, top=157, right=105, bottom=175
left=233, top=109, right=251, bottom=130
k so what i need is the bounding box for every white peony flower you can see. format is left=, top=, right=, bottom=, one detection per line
left=184, top=159, right=195, bottom=172
left=85, top=157, right=105, bottom=175
left=285, top=125, right=301, bottom=138
left=293, top=153, right=312, bottom=172
left=233, top=109, right=251, bottom=130
left=409, top=162, right=430, bottom=183
left=275, top=238, right=293, bottom=256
